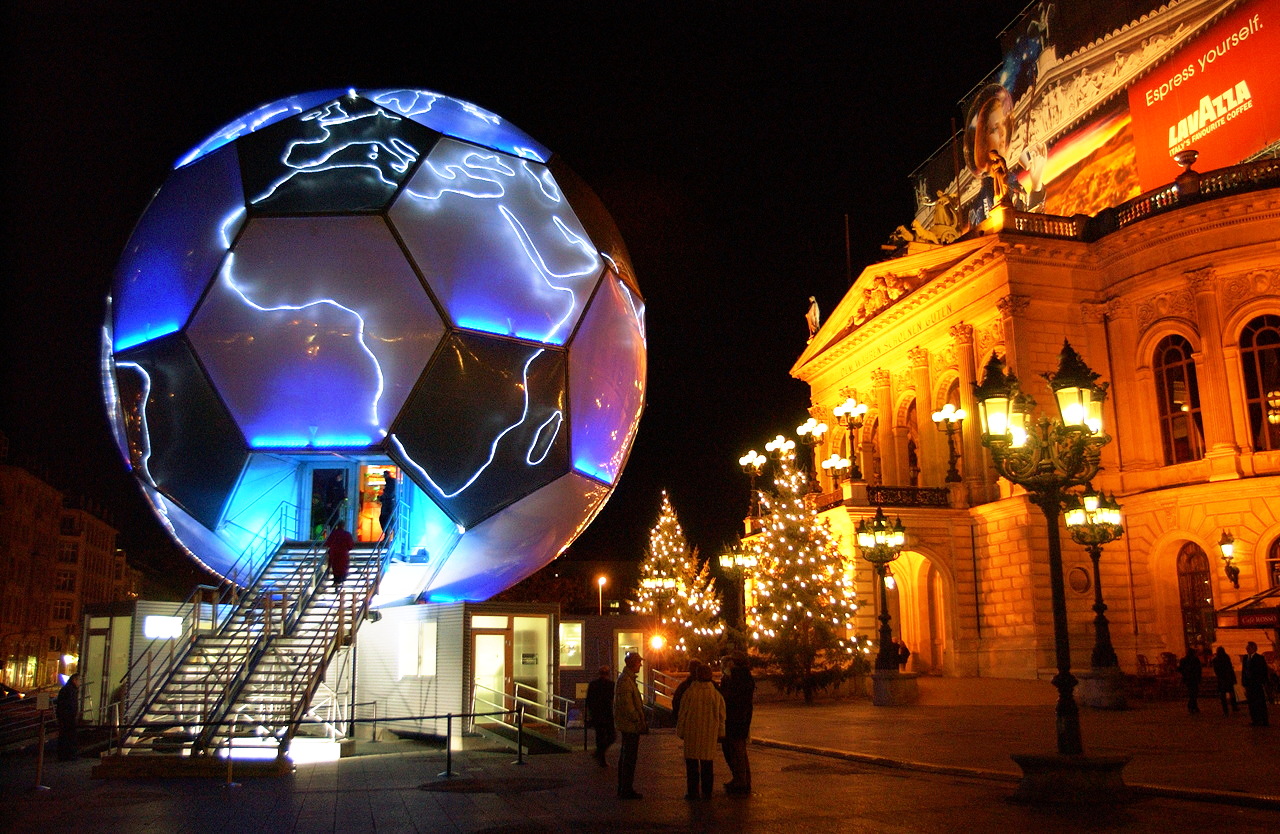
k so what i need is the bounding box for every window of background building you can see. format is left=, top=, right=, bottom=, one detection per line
left=1153, top=334, right=1204, bottom=464
left=1176, top=542, right=1215, bottom=655
left=51, top=600, right=73, bottom=622
left=1240, top=314, right=1280, bottom=452
left=54, top=571, right=75, bottom=592
left=558, top=621, right=583, bottom=668
left=57, top=542, right=78, bottom=564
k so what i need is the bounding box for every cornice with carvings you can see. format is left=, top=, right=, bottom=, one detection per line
left=1094, top=193, right=1280, bottom=271
left=1135, top=288, right=1196, bottom=334
left=1222, top=269, right=1280, bottom=310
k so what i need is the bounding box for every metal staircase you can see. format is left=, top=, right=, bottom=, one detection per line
left=114, top=537, right=387, bottom=763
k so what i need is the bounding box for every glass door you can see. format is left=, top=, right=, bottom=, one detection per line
left=307, top=466, right=352, bottom=540
left=472, top=630, right=511, bottom=728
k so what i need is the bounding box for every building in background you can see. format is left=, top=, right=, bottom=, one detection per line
left=0, top=433, right=136, bottom=689
left=793, top=0, right=1279, bottom=679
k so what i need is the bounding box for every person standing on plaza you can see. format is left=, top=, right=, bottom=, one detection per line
left=1177, top=648, right=1202, bottom=714
left=56, top=673, right=80, bottom=761
left=719, top=653, right=755, bottom=794
left=1212, top=645, right=1238, bottom=715
left=676, top=663, right=725, bottom=800
left=1242, top=641, right=1270, bottom=726
left=670, top=659, right=701, bottom=722
left=585, top=665, right=615, bottom=767
left=613, top=651, right=647, bottom=799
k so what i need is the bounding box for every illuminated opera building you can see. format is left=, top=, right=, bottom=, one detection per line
left=796, top=0, right=1280, bottom=680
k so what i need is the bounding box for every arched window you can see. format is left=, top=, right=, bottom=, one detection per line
left=1176, top=542, right=1215, bottom=654
left=905, top=401, right=920, bottom=487
left=1153, top=335, right=1204, bottom=464
left=1240, top=314, right=1280, bottom=451
left=1267, top=538, right=1280, bottom=589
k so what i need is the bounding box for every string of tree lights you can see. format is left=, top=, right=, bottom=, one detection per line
left=744, top=448, right=867, bottom=703
left=633, top=491, right=723, bottom=659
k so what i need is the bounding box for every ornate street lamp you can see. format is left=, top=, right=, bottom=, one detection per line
left=821, top=452, right=851, bottom=485
left=1219, top=530, right=1240, bottom=589
left=856, top=506, right=906, bottom=671
left=833, top=396, right=869, bottom=481
left=1064, top=488, right=1124, bottom=668
left=797, top=417, right=829, bottom=491
left=973, top=341, right=1109, bottom=757
left=930, top=402, right=966, bottom=483
left=739, top=450, right=767, bottom=519
left=765, top=434, right=796, bottom=460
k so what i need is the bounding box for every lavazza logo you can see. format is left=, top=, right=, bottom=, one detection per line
left=1167, top=79, right=1253, bottom=154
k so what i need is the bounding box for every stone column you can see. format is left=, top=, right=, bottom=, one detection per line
left=872, top=368, right=900, bottom=485
left=910, top=346, right=944, bottom=486
left=1186, top=268, right=1242, bottom=479
left=951, top=323, right=987, bottom=502
left=997, top=294, right=1031, bottom=375
left=1102, top=298, right=1158, bottom=471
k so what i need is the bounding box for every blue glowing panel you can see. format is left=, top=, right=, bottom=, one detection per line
left=368, top=88, right=549, bottom=163
left=423, top=472, right=609, bottom=602
left=391, top=332, right=568, bottom=529
left=237, top=95, right=437, bottom=214
left=392, top=476, right=462, bottom=569
left=390, top=138, right=603, bottom=346
left=112, top=145, right=246, bottom=352
left=217, top=454, right=302, bottom=558
left=187, top=216, right=446, bottom=449
left=175, top=90, right=343, bottom=169
left=115, top=335, right=247, bottom=529
left=568, top=274, right=646, bottom=485
left=548, top=157, right=640, bottom=296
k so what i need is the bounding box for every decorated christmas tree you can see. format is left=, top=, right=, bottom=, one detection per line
left=634, top=491, right=724, bottom=661
left=745, top=449, right=864, bottom=702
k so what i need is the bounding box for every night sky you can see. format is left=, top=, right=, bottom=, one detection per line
left=4, top=2, right=1029, bottom=584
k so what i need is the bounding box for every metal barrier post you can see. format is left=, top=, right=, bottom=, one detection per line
left=33, top=707, right=49, bottom=791
left=513, top=704, right=526, bottom=766
left=372, top=702, right=378, bottom=743
left=223, top=715, right=240, bottom=789
left=438, top=713, right=455, bottom=778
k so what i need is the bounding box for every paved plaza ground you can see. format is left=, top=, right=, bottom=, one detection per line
left=2, top=678, right=1276, bottom=833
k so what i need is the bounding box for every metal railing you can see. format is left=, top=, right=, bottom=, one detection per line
left=473, top=681, right=573, bottom=747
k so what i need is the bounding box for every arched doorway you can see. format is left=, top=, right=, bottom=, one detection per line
left=1176, top=542, right=1216, bottom=656
left=882, top=550, right=951, bottom=674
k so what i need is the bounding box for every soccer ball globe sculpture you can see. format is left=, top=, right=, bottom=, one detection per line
left=103, top=89, right=646, bottom=602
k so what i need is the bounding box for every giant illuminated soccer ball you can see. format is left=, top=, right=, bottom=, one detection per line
left=102, top=89, right=645, bottom=602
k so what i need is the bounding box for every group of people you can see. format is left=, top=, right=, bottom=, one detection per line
left=1177, top=641, right=1272, bottom=726
left=585, top=650, right=755, bottom=801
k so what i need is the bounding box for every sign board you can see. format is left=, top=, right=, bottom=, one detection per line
left=575, top=682, right=589, bottom=699
left=1239, top=610, right=1279, bottom=628
left=521, top=652, right=537, bottom=666
left=1128, top=0, right=1280, bottom=190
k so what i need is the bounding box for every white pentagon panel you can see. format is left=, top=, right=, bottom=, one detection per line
left=368, top=88, right=550, bottom=162
left=568, top=274, right=647, bottom=484
left=422, top=472, right=610, bottom=602
left=390, top=138, right=603, bottom=346
left=187, top=216, right=446, bottom=448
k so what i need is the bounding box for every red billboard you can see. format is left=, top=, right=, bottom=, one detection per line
left=1128, top=0, right=1280, bottom=191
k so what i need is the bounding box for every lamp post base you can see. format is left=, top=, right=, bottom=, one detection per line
left=1076, top=666, right=1128, bottom=710
left=868, top=670, right=920, bottom=706
left=1009, top=753, right=1132, bottom=805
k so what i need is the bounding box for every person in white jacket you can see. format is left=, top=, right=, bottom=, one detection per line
left=675, top=663, right=725, bottom=799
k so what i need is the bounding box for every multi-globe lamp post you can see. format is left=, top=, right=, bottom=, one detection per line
left=796, top=418, right=828, bottom=491
left=972, top=340, right=1110, bottom=758
left=739, top=450, right=767, bottom=520
left=833, top=396, right=869, bottom=481
left=931, top=402, right=966, bottom=483
left=855, top=506, right=906, bottom=671
left=1064, top=488, right=1124, bottom=669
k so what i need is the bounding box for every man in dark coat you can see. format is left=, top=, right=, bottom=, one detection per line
left=1212, top=646, right=1238, bottom=715
left=670, top=659, right=701, bottom=722
left=56, top=673, right=80, bottom=761
left=1177, top=649, right=1202, bottom=714
left=719, top=653, right=755, bottom=794
left=1242, top=641, right=1270, bottom=727
left=585, top=665, right=615, bottom=766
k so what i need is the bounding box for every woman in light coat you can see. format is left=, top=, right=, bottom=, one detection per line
left=675, top=664, right=725, bottom=799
